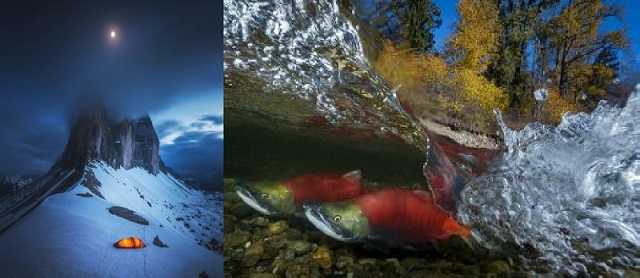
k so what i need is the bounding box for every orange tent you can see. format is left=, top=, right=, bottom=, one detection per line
left=114, top=237, right=146, bottom=248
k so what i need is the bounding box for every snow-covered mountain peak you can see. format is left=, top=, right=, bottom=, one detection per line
left=0, top=101, right=223, bottom=276
left=60, top=98, right=165, bottom=176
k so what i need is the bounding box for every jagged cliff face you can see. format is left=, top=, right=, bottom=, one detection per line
left=132, top=116, right=162, bottom=175
left=116, top=119, right=135, bottom=170
left=60, top=102, right=113, bottom=169
left=60, top=100, right=164, bottom=175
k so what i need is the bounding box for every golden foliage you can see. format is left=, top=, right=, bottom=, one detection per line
left=372, top=41, right=452, bottom=115
left=566, top=63, right=615, bottom=106
left=373, top=40, right=509, bottom=131
left=455, top=68, right=509, bottom=125
left=542, top=90, right=579, bottom=123
left=557, top=0, right=602, bottom=41
left=372, top=40, right=422, bottom=91
left=447, top=0, right=501, bottom=72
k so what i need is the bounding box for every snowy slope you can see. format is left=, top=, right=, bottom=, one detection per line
left=0, top=161, right=222, bottom=277
left=0, top=165, right=78, bottom=234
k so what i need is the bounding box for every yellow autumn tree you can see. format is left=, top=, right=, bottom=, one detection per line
left=443, top=0, right=508, bottom=129
left=549, top=0, right=627, bottom=100
left=537, top=88, right=578, bottom=124
left=373, top=40, right=454, bottom=118
left=455, top=68, right=509, bottom=123
left=447, top=0, right=501, bottom=72
left=373, top=40, right=425, bottom=95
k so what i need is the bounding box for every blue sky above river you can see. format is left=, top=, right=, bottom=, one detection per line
left=433, top=0, right=640, bottom=71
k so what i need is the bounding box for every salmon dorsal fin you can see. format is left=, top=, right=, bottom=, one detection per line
left=413, top=190, right=432, bottom=201
left=342, top=170, right=362, bottom=184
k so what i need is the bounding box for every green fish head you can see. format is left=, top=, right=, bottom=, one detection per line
left=235, top=182, right=296, bottom=215
left=303, top=201, right=369, bottom=242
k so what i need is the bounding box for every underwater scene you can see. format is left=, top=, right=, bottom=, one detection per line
left=223, top=0, right=639, bottom=276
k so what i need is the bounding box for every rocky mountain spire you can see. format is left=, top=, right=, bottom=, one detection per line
left=59, top=97, right=165, bottom=175
left=60, top=97, right=114, bottom=169
left=132, top=115, right=163, bottom=175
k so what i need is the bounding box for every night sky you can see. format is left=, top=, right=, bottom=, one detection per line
left=0, top=1, right=223, bottom=188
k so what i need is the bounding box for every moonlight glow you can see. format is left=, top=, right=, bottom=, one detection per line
left=110, top=31, right=116, bottom=38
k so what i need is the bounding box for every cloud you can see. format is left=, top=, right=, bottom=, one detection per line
left=159, top=130, right=223, bottom=190
left=155, top=120, right=181, bottom=139
left=199, top=115, right=224, bottom=125
left=152, top=106, right=223, bottom=144
left=152, top=109, right=224, bottom=190
left=0, top=109, right=68, bottom=175
left=173, top=131, right=210, bottom=144
left=190, top=122, right=206, bottom=129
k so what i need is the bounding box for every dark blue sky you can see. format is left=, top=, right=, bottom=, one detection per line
left=0, top=1, right=223, bottom=184
left=433, top=0, right=640, bottom=71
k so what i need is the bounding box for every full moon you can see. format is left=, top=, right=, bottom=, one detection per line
left=110, top=31, right=116, bottom=38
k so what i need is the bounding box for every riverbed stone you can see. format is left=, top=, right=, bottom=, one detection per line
left=336, top=255, right=354, bottom=269
left=288, top=240, right=312, bottom=256
left=312, top=245, right=332, bottom=269
left=248, top=273, right=280, bottom=278
left=267, top=220, right=288, bottom=236
left=225, top=230, right=250, bottom=248
left=229, top=203, right=255, bottom=219
left=481, top=260, right=510, bottom=274
left=243, top=240, right=265, bottom=266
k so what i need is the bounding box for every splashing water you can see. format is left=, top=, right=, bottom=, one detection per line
left=224, top=0, right=372, bottom=122
left=224, top=0, right=427, bottom=149
left=458, top=85, right=640, bottom=275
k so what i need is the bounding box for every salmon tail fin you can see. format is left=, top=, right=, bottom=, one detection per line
left=342, top=170, right=362, bottom=184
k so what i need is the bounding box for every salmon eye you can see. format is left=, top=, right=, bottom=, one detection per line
left=260, top=193, right=270, bottom=199
left=334, top=215, right=341, bottom=222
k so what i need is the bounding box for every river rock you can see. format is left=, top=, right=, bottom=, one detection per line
left=357, top=258, right=376, bottom=266
left=229, top=203, right=255, bottom=218
left=224, top=191, right=241, bottom=203
left=285, top=263, right=310, bottom=277
left=248, top=274, right=280, bottom=278
left=260, top=241, right=279, bottom=259
left=223, top=214, right=237, bottom=233
left=266, top=220, right=288, bottom=236
left=248, top=216, right=270, bottom=227
left=383, top=258, right=404, bottom=274
left=312, top=245, right=332, bottom=269
left=481, top=260, right=510, bottom=274
left=225, top=230, right=250, bottom=248
left=243, top=241, right=265, bottom=266
left=288, top=240, right=312, bottom=256
left=271, top=258, right=289, bottom=275
left=284, top=249, right=295, bottom=260
left=336, top=255, right=354, bottom=270
left=400, top=257, right=425, bottom=272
